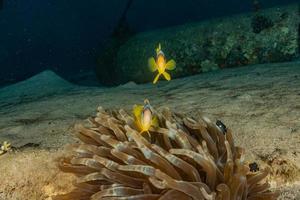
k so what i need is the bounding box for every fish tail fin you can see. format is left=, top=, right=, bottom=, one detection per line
left=153, top=73, right=160, bottom=84
left=148, top=57, right=157, bottom=72
left=165, top=59, right=176, bottom=70
left=162, top=71, right=171, bottom=81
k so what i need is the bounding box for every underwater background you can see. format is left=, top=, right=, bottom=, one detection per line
left=0, top=0, right=300, bottom=200
left=0, top=0, right=299, bottom=86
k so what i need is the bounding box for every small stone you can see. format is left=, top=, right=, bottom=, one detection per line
left=249, top=162, right=260, bottom=172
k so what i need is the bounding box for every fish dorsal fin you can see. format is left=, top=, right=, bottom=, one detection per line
left=144, top=99, right=150, bottom=105
left=133, top=105, right=143, bottom=120
left=156, top=43, right=161, bottom=54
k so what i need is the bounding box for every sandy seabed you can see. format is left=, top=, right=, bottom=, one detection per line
left=0, top=61, right=299, bottom=200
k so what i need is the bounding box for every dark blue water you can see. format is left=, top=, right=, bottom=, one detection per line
left=0, top=0, right=298, bottom=86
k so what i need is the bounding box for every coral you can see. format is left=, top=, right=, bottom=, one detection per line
left=116, top=4, right=299, bottom=83
left=200, top=60, right=219, bottom=72
left=55, top=106, right=278, bottom=200
left=251, top=15, right=274, bottom=34
left=224, top=46, right=249, bottom=67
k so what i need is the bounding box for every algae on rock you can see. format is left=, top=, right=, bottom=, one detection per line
left=116, top=4, right=299, bottom=83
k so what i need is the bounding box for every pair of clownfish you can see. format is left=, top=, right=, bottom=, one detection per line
left=133, top=44, right=175, bottom=135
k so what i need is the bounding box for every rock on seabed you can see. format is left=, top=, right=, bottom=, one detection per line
left=116, top=4, right=299, bottom=83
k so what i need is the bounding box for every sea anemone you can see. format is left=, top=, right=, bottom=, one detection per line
left=55, top=106, right=278, bottom=200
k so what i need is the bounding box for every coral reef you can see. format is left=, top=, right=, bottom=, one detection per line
left=251, top=0, right=273, bottom=34
left=251, top=15, right=274, bottom=34
left=116, top=4, right=299, bottom=83
left=200, top=60, right=219, bottom=72
left=55, top=106, right=278, bottom=199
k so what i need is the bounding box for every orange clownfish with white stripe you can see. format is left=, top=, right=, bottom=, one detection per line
left=148, top=43, right=176, bottom=84
left=133, top=99, right=158, bottom=136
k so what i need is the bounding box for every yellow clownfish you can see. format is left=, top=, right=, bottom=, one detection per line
left=148, top=43, right=176, bottom=84
left=133, top=99, right=158, bottom=135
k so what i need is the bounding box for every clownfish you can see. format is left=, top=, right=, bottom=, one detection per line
left=133, top=99, right=158, bottom=136
left=148, top=43, right=176, bottom=84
